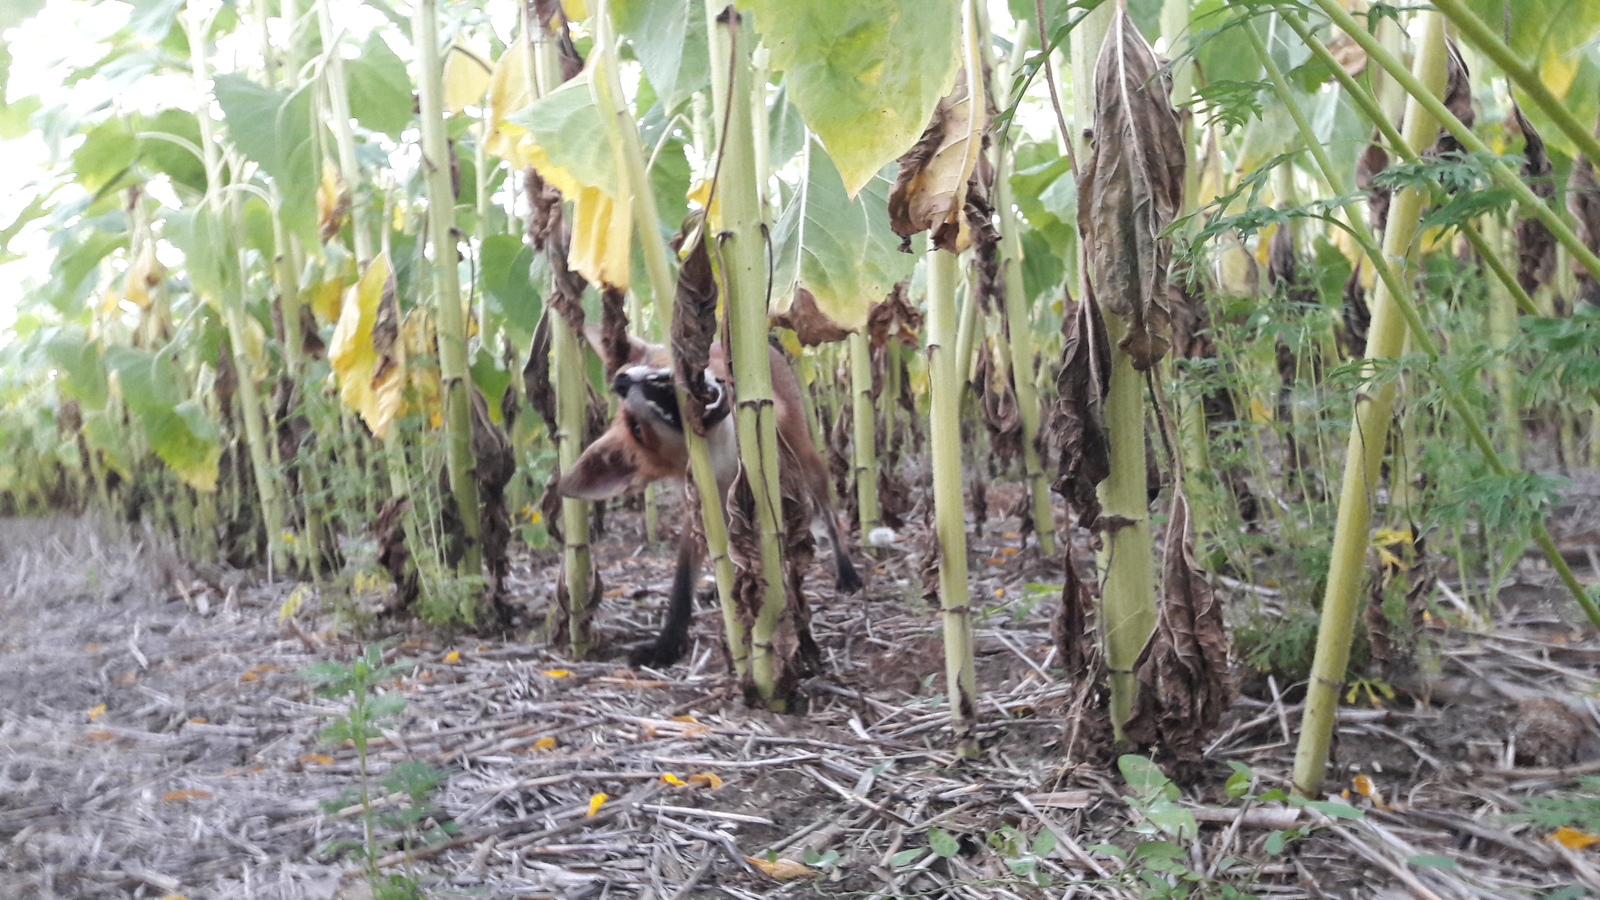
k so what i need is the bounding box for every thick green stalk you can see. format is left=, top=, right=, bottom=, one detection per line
left=414, top=0, right=484, bottom=582
left=1248, top=12, right=1447, bottom=798
left=187, top=8, right=287, bottom=575
left=1311, top=0, right=1600, bottom=286
left=522, top=16, right=596, bottom=653
left=849, top=331, right=881, bottom=536
left=1071, top=0, right=1153, bottom=737
left=317, top=0, right=373, bottom=262
left=1486, top=218, right=1522, bottom=464
left=1431, top=0, right=1600, bottom=165
left=707, top=5, right=789, bottom=704
left=928, top=246, right=979, bottom=755
left=593, top=0, right=746, bottom=676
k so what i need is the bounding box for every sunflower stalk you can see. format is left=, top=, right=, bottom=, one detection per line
left=414, top=0, right=484, bottom=587
left=849, top=330, right=881, bottom=537
left=591, top=0, right=747, bottom=677
left=704, top=2, right=791, bottom=705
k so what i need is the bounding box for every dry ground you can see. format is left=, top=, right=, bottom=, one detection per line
left=3, top=481, right=1600, bottom=899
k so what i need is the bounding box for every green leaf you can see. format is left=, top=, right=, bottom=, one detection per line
left=927, top=826, right=959, bottom=858
left=127, top=0, right=187, bottom=40
left=768, top=83, right=807, bottom=169
left=1463, top=0, right=1600, bottom=157
left=165, top=205, right=235, bottom=299
left=480, top=234, right=540, bottom=331
left=470, top=348, right=512, bottom=424
left=1118, top=755, right=1176, bottom=801
left=0, top=95, right=42, bottom=140
left=43, top=329, right=108, bottom=411
left=770, top=141, right=915, bottom=333
left=614, top=0, right=710, bottom=113
left=1030, top=828, right=1057, bottom=858
left=213, top=75, right=317, bottom=238
left=0, top=194, right=47, bottom=257
left=49, top=222, right=127, bottom=315
left=1296, top=798, right=1366, bottom=820
left=506, top=73, right=617, bottom=191
left=889, top=847, right=923, bottom=867
left=345, top=31, right=414, bottom=138
left=1010, top=145, right=1076, bottom=254
left=747, top=0, right=961, bottom=197
left=136, top=108, right=209, bottom=194
left=105, top=346, right=221, bottom=491
left=73, top=118, right=138, bottom=194
left=0, top=0, right=45, bottom=30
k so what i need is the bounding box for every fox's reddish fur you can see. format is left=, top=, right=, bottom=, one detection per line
left=557, top=332, right=861, bottom=667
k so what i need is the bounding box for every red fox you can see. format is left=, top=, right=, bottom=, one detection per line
left=557, top=331, right=863, bottom=667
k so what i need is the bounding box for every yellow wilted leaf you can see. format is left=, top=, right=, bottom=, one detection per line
left=124, top=242, right=164, bottom=309
left=541, top=669, right=571, bottom=678
left=299, top=753, right=334, bottom=765
left=745, top=856, right=816, bottom=880
left=443, top=650, right=460, bottom=664
left=1552, top=826, right=1600, bottom=849
left=1248, top=396, right=1273, bottom=423
left=443, top=40, right=493, bottom=115
left=587, top=793, right=607, bottom=817
left=533, top=736, right=556, bottom=751
left=687, top=772, right=723, bottom=789
left=560, top=0, right=588, bottom=21
left=161, top=789, right=212, bottom=803
left=484, top=35, right=534, bottom=163
left=1372, top=528, right=1413, bottom=571
left=278, top=584, right=312, bottom=623
left=329, top=253, right=406, bottom=439
left=316, top=158, right=349, bottom=243
left=659, top=772, right=686, bottom=786
left=566, top=183, right=632, bottom=291
left=87, top=703, right=106, bottom=720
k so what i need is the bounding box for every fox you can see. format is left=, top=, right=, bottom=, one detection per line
left=557, top=330, right=864, bottom=668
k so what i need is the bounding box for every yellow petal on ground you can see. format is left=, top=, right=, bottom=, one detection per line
left=1552, top=826, right=1600, bottom=850
left=444, top=650, right=460, bottom=664
left=541, top=669, right=571, bottom=678
left=687, top=772, right=723, bottom=789
left=329, top=253, right=406, bottom=439
left=161, top=789, right=212, bottom=803
left=587, top=792, right=607, bottom=817
left=87, top=703, right=106, bottom=720
left=745, top=856, right=816, bottom=880
left=1352, top=774, right=1375, bottom=798
left=659, top=772, right=686, bottom=786
left=533, top=736, right=556, bottom=751
left=299, top=753, right=334, bottom=765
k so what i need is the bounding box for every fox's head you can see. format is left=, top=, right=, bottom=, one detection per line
left=555, top=332, right=727, bottom=502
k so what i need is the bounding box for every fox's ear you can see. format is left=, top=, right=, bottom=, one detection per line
left=582, top=325, right=664, bottom=374
left=556, top=429, right=639, bottom=501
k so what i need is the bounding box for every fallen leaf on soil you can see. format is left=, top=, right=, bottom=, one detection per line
left=746, top=856, right=816, bottom=880
left=161, top=789, right=212, bottom=803
left=299, top=753, right=334, bottom=765
left=188, top=717, right=206, bottom=724
left=587, top=793, right=607, bottom=817
left=1552, top=826, right=1600, bottom=849
left=84, top=730, right=112, bottom=741
left=688, top=772, right=723, bottom=789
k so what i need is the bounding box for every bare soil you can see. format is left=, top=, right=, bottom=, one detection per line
left=3, top=480, right=1600, bottom=899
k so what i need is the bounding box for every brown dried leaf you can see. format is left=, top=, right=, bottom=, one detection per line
left=1123, top=489, right=1231, bottom=778
left=669, top=228, right=722, bottom=436
left=888, top=68, right=988, bottom=253
left=1053, top=545, right=1095, bottom=678
left=599, top=286, right=631, bottom=376
left=375, top=497, right=419, bottom=613
left=1077, top=8, right=1184, bottom=371
left=1051, top=291, right=1112, bottom=530
left=471, top=388, right=516, bottom=617
left=1355, top=138, right=1391, bottom=237
left=1513, top=104, right=1557, bottom=294
left=522, top=310, right=558, bottom=434
left=1339, top=263, right=1370, bottom=359
left=1430, top=41, right=1475, bottom=158
left=772, top=286, right=854, bottom=346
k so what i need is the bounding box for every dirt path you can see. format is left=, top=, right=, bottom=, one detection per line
left=2, top=506, right=1598, bottom=899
